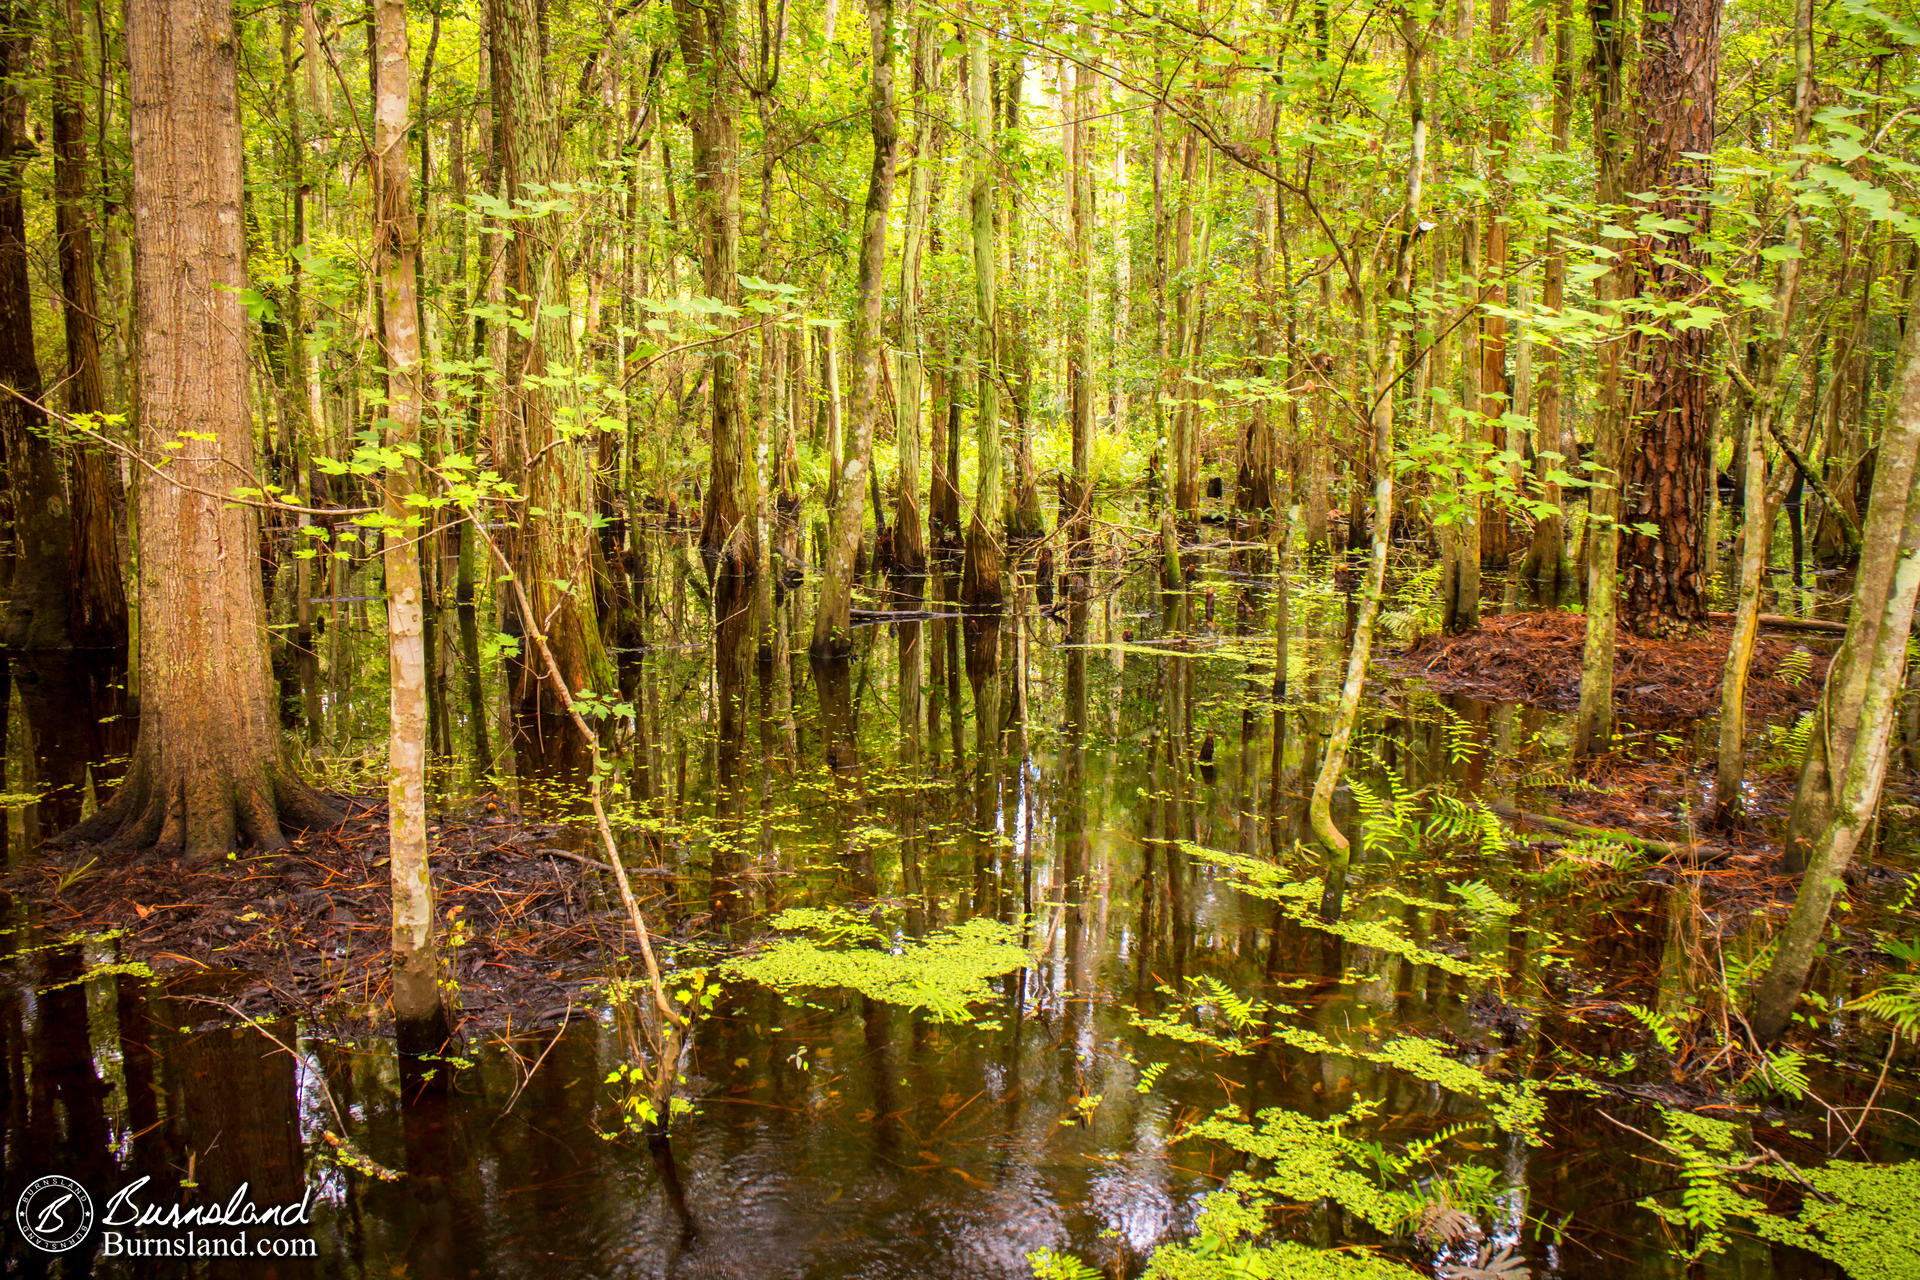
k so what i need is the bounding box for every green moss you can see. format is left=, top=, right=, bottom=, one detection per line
left=725, top=914, right=1030, bottom=1021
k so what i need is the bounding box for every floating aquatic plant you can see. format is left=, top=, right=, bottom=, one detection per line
left=725, top=911, right=1030, bottom=1022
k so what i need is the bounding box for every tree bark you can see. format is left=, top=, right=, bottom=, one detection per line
left=61, top=0, right=339, bottom=858
left=1618, top=0, right=1722, bottom=637
left=1522, top=0, right=1575, bottom=591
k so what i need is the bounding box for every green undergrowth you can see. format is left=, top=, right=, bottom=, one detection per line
left=723, top=907, right=1030, bottom=1021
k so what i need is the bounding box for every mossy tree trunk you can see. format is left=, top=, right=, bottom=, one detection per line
left=1750, top=313, right=1920, bottom=1042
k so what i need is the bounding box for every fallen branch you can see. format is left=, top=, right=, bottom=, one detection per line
left=1488, top=801, right=1689, bottom=859
left=1707, top=611, right=1847, bottom=636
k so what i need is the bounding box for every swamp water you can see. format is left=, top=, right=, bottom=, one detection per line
left=0, top=542, right=1913, bottom=1279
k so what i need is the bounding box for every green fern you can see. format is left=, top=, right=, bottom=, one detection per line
left=1623, top=1002, right=1684, bottom=1056
left=1855, top=974, right=1920, bottom=1040
left=1449, top=879, right=1519, bottom=917
left=1777, top=646, right=1814, bottom=689
left=1736, top=1050, right=1811, bottom=1101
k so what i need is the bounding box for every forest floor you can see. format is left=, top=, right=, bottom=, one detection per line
left=10, top=798, right=644, bottom=1028
left=1389, top=610, right=1831, bottom=724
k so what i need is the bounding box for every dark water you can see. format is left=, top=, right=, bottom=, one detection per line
left=0, top=539, right=1911, bottom=1278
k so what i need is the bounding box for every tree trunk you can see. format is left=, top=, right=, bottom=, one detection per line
left=1522, top=0, right=1574, bottom=591
left=374, top=0, right=451, bottom=1051
left=892, top=19, right=937, bottom=575
left=61, top=0, right=339, bottom=858
left=672, top=0, right=755, bottom=578
left=1309, top=19, right=1428, bottom=921
left=1713, top=0, right=1814, bottom=826
left=1750, top=307, right=1920, bottom=1042
left=812, top=0, right=898, bottom=654
left=0, top=7, right=72, bottom=653
left=52, top=0, right=127, bottom=648
left=959, top=28, right=1002, bottom=608
left=1068, top=48, right=1097, bottom=552
left=1618, top=0, right=1722, bottom=637
left=491, top=0, right=614, bottom=704
left=1574, top=0, right=1632, bottom=756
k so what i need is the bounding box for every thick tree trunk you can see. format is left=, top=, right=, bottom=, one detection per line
left=375, top=0, right=451, bottom=1052
left=491, top=0, right=614, bottom=704
left=62, top=0, right=339, bottom=858
left=53, top=0, right=126, bottom=648
left=672, top=0, right=755, bottom=578
left=813, top=0, right=898, bottom=654
left=1618, top=0, right=1722, bottom=637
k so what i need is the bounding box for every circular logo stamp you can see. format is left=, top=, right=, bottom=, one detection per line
left=15, top=1175, right=93, bottom=1253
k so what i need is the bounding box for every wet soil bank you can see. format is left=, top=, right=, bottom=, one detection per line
left=1391, top=610, right=1832, bottom=724
left=4, top=797, right=646, bottom=1028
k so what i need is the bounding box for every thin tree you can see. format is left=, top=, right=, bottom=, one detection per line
left=491, top=0, right=615, bottom=700
left=1712, top=0, right=1814, bottom=827
left=373, top=0, right=451, bottom=1051
left=959, top=24, right=1003, bottom=607
left=672, top=0, right=756, bottom=578
left=814, top=0, right=900, bottom=653
left=1749, top=303, right=1920, bottom=1044
left=1573, top=0, right=1631, bottom=756
left=52, top=0, right=126, bottom=647
left=0, top=4, right=70, bottom=652
left=1308, top=12, right=1429, bottom=921
left=62, top=0, right=340, bottom=858
left=893, top=17, right=938, bottom=576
